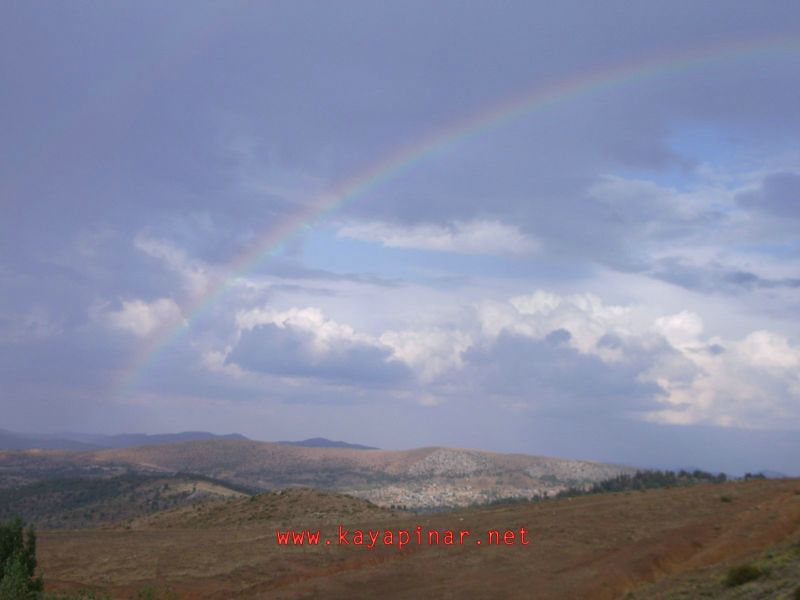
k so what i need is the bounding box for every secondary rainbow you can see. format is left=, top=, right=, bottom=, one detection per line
left=116, top=32, right=800, bottom=394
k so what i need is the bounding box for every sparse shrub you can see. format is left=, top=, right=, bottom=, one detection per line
left=720, top=495, right=733, bottom=503
left=129, top=586, right=177, bottom=600
left=793, top=585, right=800, bottom=600
left=724, top=563, right=763, bottom=587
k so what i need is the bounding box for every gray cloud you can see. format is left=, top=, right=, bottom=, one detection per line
left=227, top=323, right=410, bottom=385
left=737, top=172, right=800, bottom=219
left=256, top=258, right=401, bottom=288
left=461, top=331, right=668, bottom=417
left=649, top=257, right=800, bottom=293
left=2, top=1, right=800, bottom=473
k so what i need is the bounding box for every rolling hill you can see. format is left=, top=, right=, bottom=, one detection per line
left=0, top=472, right=248, bottom=529
left=130, top=487, right=395, bottom=530
left=276, top=437, right=377, bottom=450
left=0, top=429, right=101, bottom=451
left=0, top=439, right=635, bottom=509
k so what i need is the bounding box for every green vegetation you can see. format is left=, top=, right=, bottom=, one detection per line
left=557, top=469, right=727, bottom=498
left=0, top=516, right=43, bottom=599
left=0, top=473, right=251, bottom=529
left=478, top=496, right=537, bottom=508
left=128, top=587, right=177, bottom=600
left=456, top=469, right=731, bottom=510
left=724, top=563, right=764, bottom=587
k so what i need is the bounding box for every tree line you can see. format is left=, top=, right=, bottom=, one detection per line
left=556, top=468, right=728, bottom=498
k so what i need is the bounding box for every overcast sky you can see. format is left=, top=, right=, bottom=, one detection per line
left=3, top=2, right=800, bottom=474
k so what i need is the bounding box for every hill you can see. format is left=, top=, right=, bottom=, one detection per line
left=0, top=429, right=100, bottom=451
left=131, top=487, right=394, bottom=530
left=277, top=437, right=377, bottom=450
left=35, top=478, right=800, bottom=598
left=71, top=431, right=250, bottom=449
left=0, top=439, right=635, bottom=509
left=0, top=429, right=249, bottom=451
left=630, top=532, right=800, bottom=598
left=0, top=473, right=248, bottom=529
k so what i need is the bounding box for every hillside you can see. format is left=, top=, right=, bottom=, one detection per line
left=629, top=533, right=800, bottom=598
left=130, top=488, right=395, bottom=530
left=36, top=478, right=800, bottom=599
left=0, top=473, right=247, bottom=529
left=0, top=439, right=636, bottom=509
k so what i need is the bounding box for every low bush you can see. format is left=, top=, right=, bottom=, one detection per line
left=724, top=563, right=763, bottom=587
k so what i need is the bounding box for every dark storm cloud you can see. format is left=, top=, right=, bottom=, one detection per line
left=0, top=320, right=144, bottom=432
left=227, top=323, right=410, bottom=385
left=461, top=331, right=669, bottom=416
left=2, top=0, right=798, bottom=286
left=544, top=328, right=572, bottom=346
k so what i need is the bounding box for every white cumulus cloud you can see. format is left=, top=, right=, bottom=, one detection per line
left=134, top=235, right=211, bottom=298
left=235, top=306, right=374, bottom=354
left=101, top=298, right=185, bottom=338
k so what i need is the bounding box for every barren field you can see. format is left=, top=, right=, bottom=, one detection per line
left=36, top=478, right=800, bottom=599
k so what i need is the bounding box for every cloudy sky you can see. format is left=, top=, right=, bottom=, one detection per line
left=3, top=2, right=800, bottom=474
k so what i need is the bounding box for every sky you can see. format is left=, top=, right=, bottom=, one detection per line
left=2, top=1, right=800, bottom=474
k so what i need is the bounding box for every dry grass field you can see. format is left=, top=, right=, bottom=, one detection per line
left=36, top=478, right=800, bottom=599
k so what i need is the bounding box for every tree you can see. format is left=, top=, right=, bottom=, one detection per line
left=0, top=516, right=43, bottom=598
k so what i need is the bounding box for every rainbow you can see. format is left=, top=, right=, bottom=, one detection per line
left=116, top=32, right=800, bottom=394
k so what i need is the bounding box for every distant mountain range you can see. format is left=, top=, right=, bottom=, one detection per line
left=0, top=430, right=377, bottom=452
left=0, top=429, right=248, bottom=451
left=277, top=437, right=377, bottom=450
left=68, top=431, right=250, bottom=449
left=0, top=429, right=100, bottom=451
left=754, top=469, right=788, bottom=479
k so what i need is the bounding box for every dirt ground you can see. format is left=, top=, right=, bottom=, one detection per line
left=37, top=479, right=800, bottom=599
